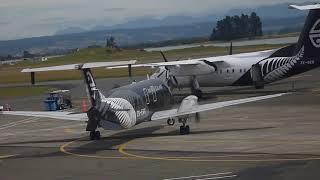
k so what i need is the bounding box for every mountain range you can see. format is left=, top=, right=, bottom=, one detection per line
left=0, top=2, right=308, bottom=56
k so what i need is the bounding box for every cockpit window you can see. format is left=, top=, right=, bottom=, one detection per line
left=143, top=88, right=150, bottom=104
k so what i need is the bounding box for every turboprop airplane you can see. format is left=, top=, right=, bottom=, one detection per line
left=109, top=4, right=320, bottom=98
left=0, top=61, right=287, bottom=140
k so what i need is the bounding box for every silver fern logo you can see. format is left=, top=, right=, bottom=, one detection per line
left=309, top=19, right=320, bottom=48
left=259, top=47, right=304, bottom=83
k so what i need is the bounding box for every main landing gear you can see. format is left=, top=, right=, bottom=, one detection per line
left=168, top=117, right=191, bottom=135
left=191, top=76, right=203, bottom=99
left=180, top=125, right=190, bottom=135
left=179, top=118, right=190, bottom=135
left=90, top=131, right=101, bottom=140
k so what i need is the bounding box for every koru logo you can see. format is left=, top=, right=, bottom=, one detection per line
left=309, top=19, right=320, bottom=48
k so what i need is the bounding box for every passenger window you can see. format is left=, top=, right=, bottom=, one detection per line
left=232, top=69, right=235, bottom=73
left=220, top=70, right=222, bottom=74
left=151, top=86, right=157, bottom=102
left=227, top=69, right=229, bottom=73
left=240, top=69, right=242, bottom=73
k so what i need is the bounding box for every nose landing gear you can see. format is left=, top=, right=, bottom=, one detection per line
left=167, top=118, right=175, bottom=126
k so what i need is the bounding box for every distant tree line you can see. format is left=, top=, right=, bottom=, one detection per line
left=210, top=12, right=262, bottom=41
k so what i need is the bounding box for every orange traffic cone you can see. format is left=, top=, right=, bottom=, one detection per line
left=82, top=100, right=88, bottom=113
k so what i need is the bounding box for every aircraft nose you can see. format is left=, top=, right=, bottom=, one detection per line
left=103, top=98, right=137, bottom=129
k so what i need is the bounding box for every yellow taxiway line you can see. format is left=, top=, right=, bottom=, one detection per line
left=118, top=139, right=320, bottom=162
left=59, top=138, right=136, bottom=160
left=59, top=137, right=320, bottom=162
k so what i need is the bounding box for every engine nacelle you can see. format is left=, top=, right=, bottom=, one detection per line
left=177, top=95, right=198, bottom=113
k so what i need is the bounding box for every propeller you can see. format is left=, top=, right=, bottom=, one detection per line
left=160, top=51, right=179, bottom=87
left=160, top=51, right=168, bottom=62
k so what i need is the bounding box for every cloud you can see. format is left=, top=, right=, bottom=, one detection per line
left=0, top=0, right=306, bottom=40
left=104, top=8, right=126, bottom=12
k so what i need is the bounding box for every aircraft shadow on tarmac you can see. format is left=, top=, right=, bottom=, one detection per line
left=0, top=125, right=276, bottom=160
left=173, top=81, right=310, bottom=101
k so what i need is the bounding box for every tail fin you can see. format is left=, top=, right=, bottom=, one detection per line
left=291, top=4, right=320, bottom=58
left=81, top=68, right=99, bottom=106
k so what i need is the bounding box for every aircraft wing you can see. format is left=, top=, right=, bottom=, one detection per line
left=1, top=111, right=88, bottom=121
left=107, top=59, right=224, bottom=69
left=151, top=93, right=288, bottom=121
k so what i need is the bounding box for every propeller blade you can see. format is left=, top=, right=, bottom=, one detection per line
left=160, top=51, right=168, bottom=62
left=173, top=76, right=179, bottom=86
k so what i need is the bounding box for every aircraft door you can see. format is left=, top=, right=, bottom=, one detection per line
left=250, top=64, right=264, bottom=89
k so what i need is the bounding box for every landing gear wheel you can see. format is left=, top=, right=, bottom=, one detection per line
left=90, top=131, right=101, bottom=140
left=95, top=131, right=101, bottom=140
left=185, top=125, right=190, bottom=134
left=180, top=125, right=190, bottom=135
left=194, top=89, right=203, bottom=99
left=167, top=118, right=175, bottom=126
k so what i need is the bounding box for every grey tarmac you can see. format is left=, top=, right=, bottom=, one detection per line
left=1, top=69, right=320, bottom=180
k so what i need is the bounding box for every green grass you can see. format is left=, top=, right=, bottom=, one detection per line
left=0, top=86, right=56, bottom=99
left=0, top=44, right=288, bottom=84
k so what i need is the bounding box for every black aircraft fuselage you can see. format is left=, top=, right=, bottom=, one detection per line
left=86, top=78, right=173, bottom=131
left=107, top=78, right=173, bottom=122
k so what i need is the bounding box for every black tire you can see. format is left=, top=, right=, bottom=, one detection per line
left=167, top=118, right=175, bottom=126
left=194, top=89, right=203, bottom=99
left=185, top=125, right=190, bottom=134
left=95, top=131, right=101, bottom=140
left=180, top=126, right=185, bottom=135
left=90, top=131, right=95, bottom=140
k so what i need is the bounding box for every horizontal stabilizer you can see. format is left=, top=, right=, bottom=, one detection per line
left=289, top=4, right=320, bottom=10
left=21, top=60, right=136, bottom=73
left=1, top=111, right=88, bottom=121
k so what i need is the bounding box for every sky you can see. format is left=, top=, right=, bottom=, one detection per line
left=0, top=0, right=304, bottom=40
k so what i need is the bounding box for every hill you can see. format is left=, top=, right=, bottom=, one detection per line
left=0, top=2, right=307, bottom=56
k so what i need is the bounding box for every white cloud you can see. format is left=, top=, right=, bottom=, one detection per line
left=0, top=0, right=305, bottom=40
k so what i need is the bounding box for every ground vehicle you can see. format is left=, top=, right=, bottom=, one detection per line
left=45, top=90, right=72, bottom=111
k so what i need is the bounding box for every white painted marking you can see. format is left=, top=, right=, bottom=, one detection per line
left=163, top=172, right=233, bottom=180
left=0, top=124, right=86, bottom=137
left=196, top=175, right=237, bottom=180
left=0, top=117, right=39, bottom=130
left=0, top=117, right=35, bottom=128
